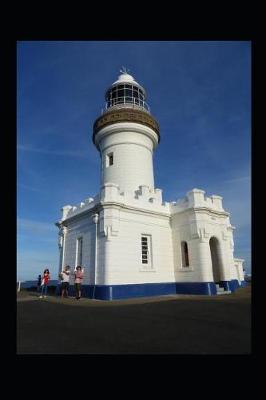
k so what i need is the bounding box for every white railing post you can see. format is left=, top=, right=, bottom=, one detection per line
left=17, top=281, right=21, bottom=292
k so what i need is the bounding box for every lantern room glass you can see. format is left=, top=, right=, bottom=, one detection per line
left=105, top=83, right=149, bottom=112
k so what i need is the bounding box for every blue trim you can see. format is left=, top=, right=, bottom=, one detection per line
left=68, top=285, right=95, bottom=298
left=66, top=282, right=218, bottom=300
left=95, top=283, right=176, bottom=300
left=219, top=280, right=247, bottom=292
left=228, top=279, right=240, bottom=292
left=175, top=282, right=217, bottom=295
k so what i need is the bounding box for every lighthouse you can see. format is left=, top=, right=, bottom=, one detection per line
left=93, top=68, right=160, bottom=194
left=56, top=69, right=246, bottom=300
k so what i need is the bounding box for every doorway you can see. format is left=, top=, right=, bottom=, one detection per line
left=209, top=236, right=223, bottom=283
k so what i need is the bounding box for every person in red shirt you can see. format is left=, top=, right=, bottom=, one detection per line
left=39, top=268, right=50, bottom=298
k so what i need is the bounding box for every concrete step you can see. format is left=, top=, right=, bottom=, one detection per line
left=215, top=283, right=231, bottom=295
left=217, top=290, right=231, bottom=295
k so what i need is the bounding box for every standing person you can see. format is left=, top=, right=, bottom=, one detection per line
left=74, top=266, right=84, bottom=300
left=37, top=274, right=42, bottom=293
left=60, top=266, right=70, bottom=298
left=39, top=268, right=50, bottom=298
left=56, top=274, right=62, bottom=296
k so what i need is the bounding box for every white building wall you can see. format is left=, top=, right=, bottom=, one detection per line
left=234, top=259, right=245, bottom=283
left=171, top=208, right=235, bottom=283
left=171, top=211, right=212, bottom=282
left=62, top=216, right=96, bottom=285
left=99, top=207, right=175, bottom=285
left=58, top=187, right=242, bottom=291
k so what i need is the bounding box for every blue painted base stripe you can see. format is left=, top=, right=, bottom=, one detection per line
left=58, top=281, right=224, bottom=300
left=228, top=279, right=240, bottom=292
left=51, top=279, right=246, bottom=300
left=175, top=282, right=217, bottom=295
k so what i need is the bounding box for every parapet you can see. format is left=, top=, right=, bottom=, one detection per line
left=170, top=188, right=225, bottom=215
left=61, top=195, right=99, bottom=221
left=61, top=186, right=226, bottom=221
left=100, top=183, right=169, bottom=213
left=187, top=188, right=224, bottom=211
left=61, top=205, right=73, bottom=220
left=187, top=188, right=206, bottom=208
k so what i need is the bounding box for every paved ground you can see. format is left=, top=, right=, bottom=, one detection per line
left=17, top=285, right=251, bottom=354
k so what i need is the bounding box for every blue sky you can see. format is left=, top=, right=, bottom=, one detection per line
left=17, top=41, right=251, bottom=281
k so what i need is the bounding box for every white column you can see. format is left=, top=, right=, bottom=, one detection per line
left=58, top=227, right=64, bottom=275
left=92, top=213, right=99, bottom=297
left=61, top=226, right=67, bottom=271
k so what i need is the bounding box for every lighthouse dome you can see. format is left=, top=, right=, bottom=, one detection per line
left=104, top=69, right=149, bottom=113
left=112, top=72, right=135, bottom=85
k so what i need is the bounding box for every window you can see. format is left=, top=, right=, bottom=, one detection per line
left=141, top=235, right=152, bottom=268
left=111, top=88, right=117, bottom=100
left=117, top=89, right=124, bottom=99
left=181, top=241, right=189, bottom=267
left=105, top=83, right=147, bottom=110
left=125, top=89, right=132, bottom=97
left=106, top=152, right=113, bottom=167
left=133, top=89, right=139, bottom=98
left=76, top=237, right=83, bottom=267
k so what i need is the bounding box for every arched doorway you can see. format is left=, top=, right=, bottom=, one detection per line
left=209, top=236, right=223, bottom=283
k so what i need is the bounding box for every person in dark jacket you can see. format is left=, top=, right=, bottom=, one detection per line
left=37, top=274, right=42, bottom=293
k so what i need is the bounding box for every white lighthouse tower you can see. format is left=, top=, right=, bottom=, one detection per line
left=56, top=69, right=246, bottom=300
left=93, top=68, right=160, bottom=194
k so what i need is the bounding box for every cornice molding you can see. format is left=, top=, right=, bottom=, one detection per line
left=57, top=201, right=229, bottom=226
left=93, top=108, right=160, bottom=145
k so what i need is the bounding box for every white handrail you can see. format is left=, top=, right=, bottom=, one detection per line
left=105, top=96, right=150, bottom=112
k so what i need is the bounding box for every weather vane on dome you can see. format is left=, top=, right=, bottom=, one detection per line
left=120, top=66, right=130, bottom=74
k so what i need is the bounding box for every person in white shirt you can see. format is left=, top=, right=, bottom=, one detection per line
left=60, top=265, right=71, bottom=298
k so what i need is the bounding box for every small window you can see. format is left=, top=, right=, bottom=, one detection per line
left=141, top=235, right=152, bottom=268
left=106, top=152, right=113, bottom=167
left=181, top=241, right=189, bottom=267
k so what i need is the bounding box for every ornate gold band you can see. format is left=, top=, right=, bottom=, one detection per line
left=93, top=108, right=160, bottom=144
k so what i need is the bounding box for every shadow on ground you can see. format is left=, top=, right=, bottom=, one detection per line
left=17, top=285, right=251, bottom=354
